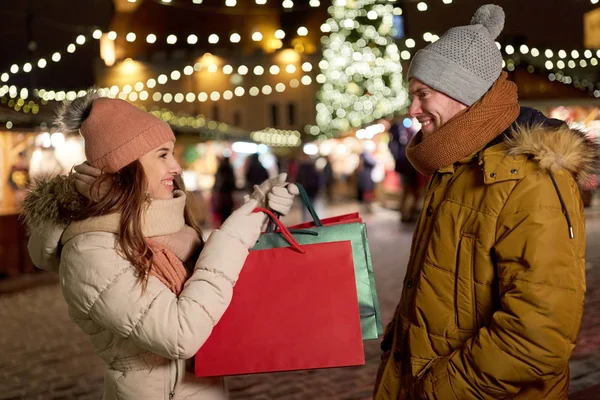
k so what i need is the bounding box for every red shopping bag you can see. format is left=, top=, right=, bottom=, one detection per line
left=194, top=208, right=365, bottom=377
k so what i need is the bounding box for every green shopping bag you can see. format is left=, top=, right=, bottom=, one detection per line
left=256, top=185, right=382, bottom=340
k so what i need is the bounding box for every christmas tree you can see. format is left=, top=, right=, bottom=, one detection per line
left=316, top=0, right=407, bottom=136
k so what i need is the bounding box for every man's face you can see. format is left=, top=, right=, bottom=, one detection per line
left=408, top=79, right=468, bottom=137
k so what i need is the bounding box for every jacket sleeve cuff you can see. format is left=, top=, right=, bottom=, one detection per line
left=27, top=221, right=64, bottom=272
left=194, top=229, right=249, bottom=284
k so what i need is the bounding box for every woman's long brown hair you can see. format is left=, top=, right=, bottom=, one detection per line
left=75, top=161, right=204, bottom=291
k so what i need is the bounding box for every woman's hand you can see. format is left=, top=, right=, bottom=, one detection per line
left=220, top=199, right=265, bottom=249
left=246, top=173, right=299, bottom=216
left=70, top=162, right=109, bottom=201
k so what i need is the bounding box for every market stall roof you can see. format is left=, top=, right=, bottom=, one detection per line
left=0, top=105, right=51, bottom=132
left=171, top=121, right=250, bottom=143
left=508, top=64, right=599, bottom=101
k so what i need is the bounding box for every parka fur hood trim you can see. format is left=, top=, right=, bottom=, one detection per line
left=21, top=175, right=89, bottom=234
left=505, top=123, right=599, bottom=186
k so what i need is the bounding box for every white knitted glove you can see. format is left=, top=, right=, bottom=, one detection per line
left=245, top=173, right=299, bottom=216
left=219, top=199, right=266, bottom=249
left=267, top=184, right=299, bottom=216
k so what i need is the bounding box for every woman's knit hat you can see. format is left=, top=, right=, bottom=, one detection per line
left=407, top=4, right=506, bottom=106
left=56, top=89, right=175, bottom=173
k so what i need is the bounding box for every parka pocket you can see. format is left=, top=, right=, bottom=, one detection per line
left=454, top=235, right=477, bottom=331
left=410, top=356, right=439, bottom=380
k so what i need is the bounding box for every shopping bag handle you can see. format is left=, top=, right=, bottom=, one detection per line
left=295, top=183, right=323, bottom=226
left=266, top=183, right=323, bottom=233
left=253, top=207, right=306, bottom=254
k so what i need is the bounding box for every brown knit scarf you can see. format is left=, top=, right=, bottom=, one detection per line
left=62, top=191, right=201, bottom=296
left=406, top=72, right=520, bottom=176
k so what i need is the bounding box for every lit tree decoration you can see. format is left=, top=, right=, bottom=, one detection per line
left=316, top=0, right=407, bottom=136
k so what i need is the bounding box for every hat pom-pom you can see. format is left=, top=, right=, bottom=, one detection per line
left=470, top=4, right=505, bottom=39
left=55, top=88, right=101, bottom=133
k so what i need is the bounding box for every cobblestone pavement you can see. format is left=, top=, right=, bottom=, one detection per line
left=1, top=201, right=599, bottom=399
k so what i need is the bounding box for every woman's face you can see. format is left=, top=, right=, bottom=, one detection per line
left=139, top=141, right=182, bottom=199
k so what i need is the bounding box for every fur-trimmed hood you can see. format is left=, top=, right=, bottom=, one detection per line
left=20, top=175, right=89, bottom=233
left=477, top=107, right=600, bottom=186
left=505, top=123, right=599, bottom=186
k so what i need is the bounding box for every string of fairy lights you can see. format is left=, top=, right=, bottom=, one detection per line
left=146, top=0, right=322, bottom=9
left=104, top=26, right=308, bottom=46
left=0, top=57, right=317, bottom=107
left=3, top=35, right=599, bottom=111
left=0, top=1, right=448, bottom=84
left=0, top=35, right=90, bottom=84
left=3, top=18, right=599, bottom=91
left=0, top=25, right=313, bottom=84
left=144, top=0, right=459, bottom=11
left=2, top=50, right=599, bottom=124
left=101, top=58, right=316, bottom=102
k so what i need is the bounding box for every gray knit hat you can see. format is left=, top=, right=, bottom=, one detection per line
left=407, top=4, right=505, bottom=106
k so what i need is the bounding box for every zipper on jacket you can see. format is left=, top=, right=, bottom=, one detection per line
left=169, top=360, right=179, bottom=400
left=548, top=171, right=575, bottom=239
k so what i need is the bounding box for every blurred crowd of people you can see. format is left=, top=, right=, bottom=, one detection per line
left=210, top=120, right=429, bottom=228
left=209, top=116, right=599, bottom=229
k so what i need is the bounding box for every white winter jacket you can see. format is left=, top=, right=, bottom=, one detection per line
left=26, top=187, right=249, bottom=400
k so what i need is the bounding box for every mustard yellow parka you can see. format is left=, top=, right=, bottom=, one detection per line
left=374, top=108, right=598, bottom=399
